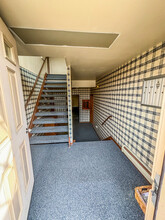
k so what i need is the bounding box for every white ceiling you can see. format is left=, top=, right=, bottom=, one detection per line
left=0, top=0, right=165, bottom=80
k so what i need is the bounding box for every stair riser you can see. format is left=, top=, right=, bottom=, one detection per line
left=38, top=107, right=67, bottom=110
left=44, top=86, right=67, bottom=88
left=41, top=95, right=67, bottom=98
left=31, top=131, right=68, bottom=134
left=39, top=103, right=67, bottom=106
left=35, top=113, right=68, bottom=117
left=42, top=90, right=67, bottom=93
left=30, top=135, right=68, bottom=144
left=46, top=76, right=66, bottom=80
left=31, top=127, right=68, bottom=134
left=30, top=140, right=68, bottom=144
left=33, top=118, right=68, bottom=125
left=45, top=81, right=67, bottom=84
left=40, top=101, right=67, bottom=103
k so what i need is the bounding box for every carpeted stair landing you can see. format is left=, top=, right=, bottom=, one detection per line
left=28, top=141, right=148, bottom=220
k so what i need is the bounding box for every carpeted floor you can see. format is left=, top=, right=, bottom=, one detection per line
left=73, top=118, right=100, bottom=142
left=28, top=141, right=148, bottom=220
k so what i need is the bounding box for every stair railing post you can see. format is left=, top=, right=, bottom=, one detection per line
left=67, top=65, right=73, bottom=146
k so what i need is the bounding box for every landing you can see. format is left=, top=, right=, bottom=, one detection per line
left=28, top=141, right=148, bottom=220
left=73, top=119, right=100, bottom=142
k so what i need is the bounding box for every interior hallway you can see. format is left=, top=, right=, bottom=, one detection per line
left=28, top=141, right=148, bottom=220
left=73, top=108, right=100, bottom=142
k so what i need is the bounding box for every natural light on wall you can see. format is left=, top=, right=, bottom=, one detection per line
left=0, top=137, right=13, bottom=220
left=0, top=136, right=21, bottom=220
left=0, top=86, right=21, bottom=219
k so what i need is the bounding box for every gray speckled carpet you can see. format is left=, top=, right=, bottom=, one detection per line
left=73, top=118, right=100, bottom=142
left=28, top=141, right=148, bottom=220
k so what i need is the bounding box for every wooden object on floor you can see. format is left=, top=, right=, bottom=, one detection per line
left=135, top=185, right=152, bottom=214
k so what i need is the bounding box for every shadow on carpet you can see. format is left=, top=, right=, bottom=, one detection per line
left=28, top=141, right=148, bottom=220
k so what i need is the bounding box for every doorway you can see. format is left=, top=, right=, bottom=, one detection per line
left=72, top=95, right=79, bottom=121
left=72, top=94, right=99, bottom=142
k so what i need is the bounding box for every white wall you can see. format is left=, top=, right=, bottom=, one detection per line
left=49, top=58, right=67, bottom=75
left=72, top=80, right=96, bottom=88
left=18, top=56, right=47, bottom=77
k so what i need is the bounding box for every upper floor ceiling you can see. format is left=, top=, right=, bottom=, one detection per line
left=0, top=0, right=165, bottom=80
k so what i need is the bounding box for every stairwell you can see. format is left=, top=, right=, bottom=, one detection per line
left=30, top=74, right=69, bottom=145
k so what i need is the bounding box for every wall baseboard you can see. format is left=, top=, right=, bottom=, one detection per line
left=103, top=136, right=152, bottom=184
left=122, top=146, right=152, bottom=183
left=103, top=136, right=121, bottom=150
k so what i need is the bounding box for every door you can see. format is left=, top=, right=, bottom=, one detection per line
left=145, top=83, right=165, bottom=219
left=0, top=18, right=34, bottom=220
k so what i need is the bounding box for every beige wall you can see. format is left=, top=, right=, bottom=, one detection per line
left=18, top=56, right=47, bottom=77
left=72, top=80, right=96, bottom=88
left=49, top=58, right=67, bottom=75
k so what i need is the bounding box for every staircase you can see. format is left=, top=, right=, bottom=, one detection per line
left=30, top=74, right=69, bottom=145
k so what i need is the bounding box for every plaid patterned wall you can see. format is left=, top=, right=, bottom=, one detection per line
left=92, top=42, right=165, bottom=172
left=20, top=67, right=43, bottom=126
left=72, top=88, right=90, bottom=122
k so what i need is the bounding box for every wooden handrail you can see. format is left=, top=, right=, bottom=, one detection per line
left=102, top=115, right=112, bottom=126
left=47, top=57, right=50, bottom=74
left=25, top=57, right=47, bottom=109
left=28, top=73, right=47, bottom=135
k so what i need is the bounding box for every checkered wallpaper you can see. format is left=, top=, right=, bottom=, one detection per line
left=92, top=42, right=165, bottom=172
left=72, top=88, right=90, bottom=122
left=20, top=67, right=43, bottom=126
